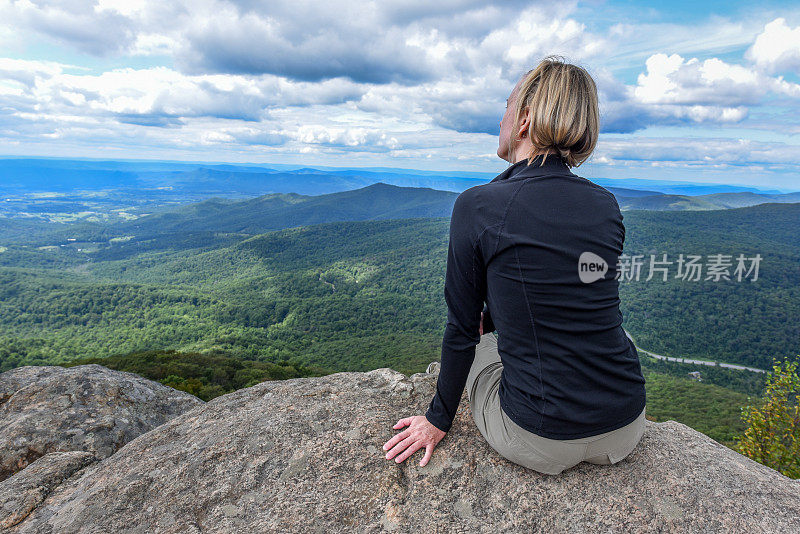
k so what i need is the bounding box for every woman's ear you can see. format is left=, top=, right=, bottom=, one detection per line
left=516, top=106, right=531, bottom=139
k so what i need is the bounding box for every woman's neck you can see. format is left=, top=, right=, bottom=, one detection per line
left=515, top=148, right=557, bottom=165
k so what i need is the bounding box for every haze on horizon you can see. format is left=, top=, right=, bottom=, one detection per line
left=0, top=0, right=799, bottom=190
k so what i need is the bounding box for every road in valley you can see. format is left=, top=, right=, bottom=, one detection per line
left=622, top=329, right=768, bottom=374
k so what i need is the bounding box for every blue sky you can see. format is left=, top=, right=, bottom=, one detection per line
left=1, top=1, right=799, bottom=190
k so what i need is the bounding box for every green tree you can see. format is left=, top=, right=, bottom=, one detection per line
left=736, top=356, right=800, bottom=479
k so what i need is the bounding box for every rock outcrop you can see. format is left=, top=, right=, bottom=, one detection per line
left=0, top=451, right=97, bottom=530
left=1, top=365, right=798, bottom=533
left=0, top=364, right=203, bottom=482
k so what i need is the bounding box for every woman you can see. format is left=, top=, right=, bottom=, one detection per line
left=382, top=56, right=647, bottom=475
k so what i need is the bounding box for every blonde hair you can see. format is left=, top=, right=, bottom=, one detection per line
left=509, top=55, right=599, bottom=168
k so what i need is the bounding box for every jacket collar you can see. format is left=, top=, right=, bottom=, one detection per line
left=490, top=153, right=577, bottom=183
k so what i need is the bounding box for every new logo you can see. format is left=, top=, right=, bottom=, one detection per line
left=578, top=252, right=608, bottom=283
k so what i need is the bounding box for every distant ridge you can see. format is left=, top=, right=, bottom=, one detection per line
left=616, top=191, right=800, bottom=211
left=2, top=157, right=796, bottom=198
left=115, top=182, right=458, bottom=236
left=110, top=181, right=800, bottom=239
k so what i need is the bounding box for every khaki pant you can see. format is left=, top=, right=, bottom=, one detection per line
left=466, top=332, right=646, bottom=475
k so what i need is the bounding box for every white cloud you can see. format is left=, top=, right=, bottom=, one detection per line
left=129, top=33, right=179, bottom=57
left=5, top=0, right=137, bottom=56
left=745, top=17, right=800, bottom=74
left=0, top=63, right=372, bottom=128
left=635, top=54, right=761, bottom=106
left=0, top=57, right=67, bottom=92
left=617, top=52, right=800, bottom=130
left=294, top=126, right=400, bottom=151
left=594, top=136, right=800, bottom=169
left=1, top=1, right=800, bottom=180
left=0, top=1, right=593, bottom=85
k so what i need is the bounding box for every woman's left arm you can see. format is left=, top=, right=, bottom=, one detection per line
left=382, top=191, right=487, bottom=466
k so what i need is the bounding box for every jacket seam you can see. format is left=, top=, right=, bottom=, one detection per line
left=491, top=180, right=527, bottom=259
left=502, top=179, right=547, bottom=431
left=473, top=222, right=501, bottom=267
left=513, top=244, right=546, bottom=431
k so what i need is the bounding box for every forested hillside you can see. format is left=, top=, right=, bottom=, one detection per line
left=2, top=202, right=796, bottom=371
left=1, top=197, right=797, bottom=448
left=619, top=203, right=799, bottom=369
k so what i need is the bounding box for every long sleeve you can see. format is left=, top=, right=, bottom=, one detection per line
left=425, top=192, right=488, bottom=433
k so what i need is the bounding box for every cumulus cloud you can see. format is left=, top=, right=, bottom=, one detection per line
left=634, top=54, right=760, bottom=106
left=0, top=0, right=610, bottom=140
left=1, top=2, right=800, bottom=174
left=5, top=0, right=138, bottom=56
left=177, top=10, right=433, bottom=84
left=594, top=63, right=747, bottom=134
left=3, top=0, right=593, bottom=85
left=0, top=63, right=374, bottom=129
left=352, top=71, right=512, bottom=136
left=745, top=17, right=800, bottom=74
left=174, top=1, right=598, bottom=86
left=594, top=46, right=800, bottom=133
left=0, top=57, right=69, bottom=88
left=293, top=126, right=400, bottom=151
left=229, top=128, right=289, bottom=147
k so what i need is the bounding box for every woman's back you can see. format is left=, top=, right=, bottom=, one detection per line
left=465, top=154, right=646, bottom=439
left=408, top=57, right=646, bottom=470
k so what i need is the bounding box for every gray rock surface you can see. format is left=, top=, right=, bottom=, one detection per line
left=0, top=451, right=98, bottom=529
left=0, top=364, right=203, bottom=482
left=3, top=367, right=799, bottom=533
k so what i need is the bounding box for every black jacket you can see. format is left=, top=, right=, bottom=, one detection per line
left=425, top=154, right=646, bottom=439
